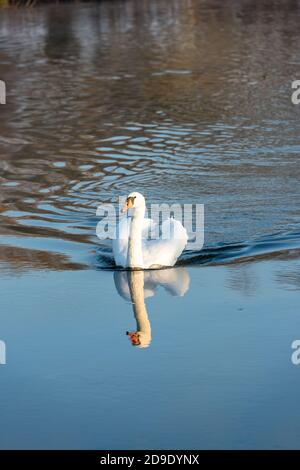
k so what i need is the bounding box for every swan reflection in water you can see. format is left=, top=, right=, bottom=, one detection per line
left=114, top=268, right=190, bottom=348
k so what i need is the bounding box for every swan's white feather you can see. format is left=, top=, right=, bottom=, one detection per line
left=113, top=216, right=187, bottom=269
left=142, top=218, right=187, bottom=268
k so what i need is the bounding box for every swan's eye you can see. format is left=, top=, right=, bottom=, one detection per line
left=126, top=196, right=135, bottom=209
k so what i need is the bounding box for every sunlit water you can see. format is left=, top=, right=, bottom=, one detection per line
left=0, top=0, right=300, bottom=449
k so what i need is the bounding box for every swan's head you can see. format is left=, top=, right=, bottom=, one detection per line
left=122, top=191, right=145, bottom=214
left=126, top=330, right=151, bottom=348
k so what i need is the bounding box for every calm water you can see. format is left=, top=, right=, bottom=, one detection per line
left=0, top=0, right=300, bottom=449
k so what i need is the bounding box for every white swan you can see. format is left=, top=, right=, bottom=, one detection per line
left=112, top=192, right=188, bottom=269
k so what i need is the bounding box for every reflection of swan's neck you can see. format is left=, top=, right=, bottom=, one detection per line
left=128, top=270, right=151, bottom=348
left=128, top=208, right=144, bottom=269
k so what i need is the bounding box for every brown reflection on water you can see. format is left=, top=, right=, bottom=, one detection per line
left=0, top=244, right=87, bottom=274
left=225, top=263, right=259, bottom=297
left=275, top=263, right=300, bottom=291
left=1, top=0, right=300, bottom=271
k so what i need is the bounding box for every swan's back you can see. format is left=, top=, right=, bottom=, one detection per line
left=142, top=218, right=188, bottom=269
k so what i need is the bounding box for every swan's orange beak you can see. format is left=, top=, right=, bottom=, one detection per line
left=126, top=331, right=141, bottom=346
left=121, top=196, right=135, bottom=213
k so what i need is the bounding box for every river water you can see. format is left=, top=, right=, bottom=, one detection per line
left=0, top=0, right=300, bottom=449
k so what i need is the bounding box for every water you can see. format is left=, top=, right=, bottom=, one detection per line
left=0, top=0, right=300, bottom=449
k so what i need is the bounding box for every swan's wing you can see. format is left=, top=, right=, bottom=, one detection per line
left=142, top=218, right=188, bottom=268
left=114, top=271, right=131, bottom=300
left=142, top=217, right=156, bottom=239
left=112, top=216, right=156, bottom=267
left=146, top=268, right=190, bottom=296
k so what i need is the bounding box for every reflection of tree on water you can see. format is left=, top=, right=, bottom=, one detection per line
left=275, top=261, right=300, bottom=291
left=226, top=254, right=300, bottom=294
left=44, top=7, right=80, bottom=60
left=0, top=245, right=86, bottom=274
left=114, top=268, right=190, bottom=348
left=225, top=263, right=259, bottom=297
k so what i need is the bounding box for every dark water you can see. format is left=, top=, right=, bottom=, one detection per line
left=1, top=0, right=300, bottom=449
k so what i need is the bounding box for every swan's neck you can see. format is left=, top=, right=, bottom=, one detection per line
left=127, top=208, right=144, bottom=269
left=128, top=271, right=151, bottom=346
